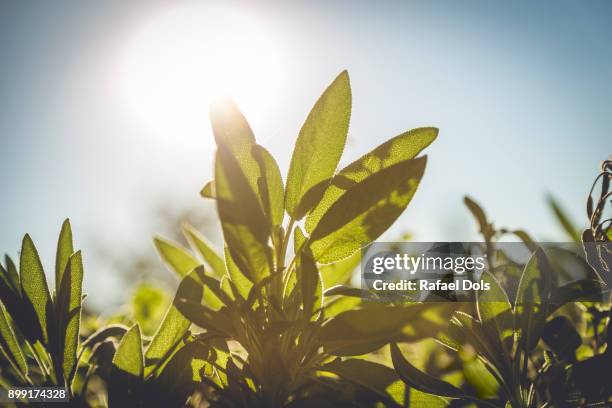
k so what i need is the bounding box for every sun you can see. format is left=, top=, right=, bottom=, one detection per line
left=119, top=4, right=284, bottom=140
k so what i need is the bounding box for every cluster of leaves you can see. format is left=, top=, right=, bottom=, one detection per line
left=2, top=69, right=608, bottom=408
left=1, top=71, right=454, bottom=407
left=0, top=221, right=83, bottom=398
left=149, top=71, right=450, bottom=407
left=388, top=190, right=611, bottom=407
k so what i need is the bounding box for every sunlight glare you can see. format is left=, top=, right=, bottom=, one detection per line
left=119, top=5, right=284, bottom=141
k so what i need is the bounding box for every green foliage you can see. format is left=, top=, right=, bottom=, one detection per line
left=389, top=193, right=611, bottom=408
left=1, top=72, right=608, bottom=407
left=149, top=70, right=437, bottom=407
left=285, top=70, right=351, bottom=218
left=0, top=220, right=85, bottom=392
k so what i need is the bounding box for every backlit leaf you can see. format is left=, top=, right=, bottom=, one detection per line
left=154, top=237, right=200, bottom=279
left=285, top=71, right=351, bottom=218
left=310, top=157, right=427, bottom=263
left=547, top=195, right=581, bottom=243
left=253, top=144, right=284, bottom=227
left=215, top=145, right=272, bottom=283
left=56, top=251, right=84, bottom=383
left=306, top=127, right=437, bottom=233
left=183, top=224, right=225, bottom=278
left=0, top=299, right=28, bottom=378
left=110, top=325, right=144, bottom=407
left=20, top=234, right=52, bottom=344
left=55, top=219, right=73, bottom=294
left=145, top=268, right=205, bottom=377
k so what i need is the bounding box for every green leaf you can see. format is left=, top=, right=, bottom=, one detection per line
left=209, top=100, right=282, bottom=227
left=547, top=195, right=581, bottom=243
left=0, top=263, right=21, bottom=322
left=144, top=341, right=210, bottom=407
left=175, top=299, right=234, bottom=336
left=285, top=71, right=351, bottom=218
left=154, top=236, right=200, bottom=279
left=320, top=303, right=454, bottom=355
left=200, top=180, right=216, bottom=199
left=319, top=251, right=360, bottom=289
left=183, top=224, right=226, bottom=278
left=20, top=234, right=52, bottom=345
left=144, top=268, right=205, bottom=377
left=310, top=156, right=427, bottom=263
left=224, top=246, right=251, bottom=299
left=55, top=219, right=73, bottom=294
left=390, top=343, right=463, bottom=398
left=515, top=248, right=556, bottom=352
left=215, top=145, right=272, bottom=283
left=464, top=196, right=494, bottom=241
left=0, top=299, right=28, bottom=379
left=252, top=144, right=284, bottom=227
left=297, top=249, right=322, bottom=318
left=56, top=251, right=84, bottom=383
left=322, top=358, right=404, bottom=407
left=306, top=127, right=437, bottom=233
left=4, top=255, right=20, bottom=294
left=293, top=225, right=307, bottom=257
left=476, top=272, right=513, bottom=355
left=110, top=325, right=144, bottom=407
left=82, top=324, right=128, bottom=349
left=408, top=389, right=448, bottom=408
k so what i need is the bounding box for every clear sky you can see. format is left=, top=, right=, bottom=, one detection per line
left=1, top=0, right=610, bottom=309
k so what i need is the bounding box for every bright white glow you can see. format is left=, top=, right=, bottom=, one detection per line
left=119, top=4, right=284, bottom=141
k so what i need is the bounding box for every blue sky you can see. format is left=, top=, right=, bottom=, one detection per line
left=1, top=1, right=610, bottom=308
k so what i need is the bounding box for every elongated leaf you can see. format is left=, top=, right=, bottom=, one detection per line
left=253, top=145, right=284, bottom=227
left=209, top=100, right=282, bottom=226
left=224, top=247, right=251, bottom=299
left=0, top=300, right=28, bottom=378
left=320, top=302, right=454, bottom=354
left=56, top=251, right=83, bottom=383
left=391, top=343, right=463, bottom=398
left=55, top=219, right=73, bottom=293
left=4, top=255, right=20, bottom=294
left=145, top=268, right=205, bottom=377
left=310, top=156, right=427, bottom=263
left=547, top=195, right=581, bottom=243
left=297, top=249, right=322, bottom=318
left=20, top=234, right=52, bottom=345
left=285, top=71, right=351, bottom=218
left=215, top=145, right=272, bottom=283
left=476, top=272, right=513, bottom=354
left=154, top=237, right=200, bottom=279
left=110, top=325, right=144, bottom=407
left=464, top=196, right=494, bottom=241
left=306, top=127, right=437, bottom=233
left=322, top=358, right=403, bottom=407
left=515, top=248, right=556, bottom=351
left=0, top=263, right=21, bottom=322
left=183, top=224, right=225, bottom=277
